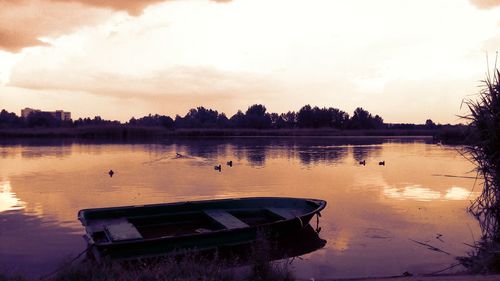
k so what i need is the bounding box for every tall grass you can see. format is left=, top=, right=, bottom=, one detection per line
left=0, top=234, right=295, bottom=281
left=460, top=67, right=500, bottom=272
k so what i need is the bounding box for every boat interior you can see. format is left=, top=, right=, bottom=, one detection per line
left=87, top=207, right=307, bottom=244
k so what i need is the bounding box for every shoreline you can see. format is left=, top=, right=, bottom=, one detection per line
left=0, top=127, right=450, bottom=138
left=317, top=274, right=500, bottom=281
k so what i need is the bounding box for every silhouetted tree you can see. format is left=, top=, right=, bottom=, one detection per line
left=425, top=119, right=436, bottom=129
left=26, top=112, right=60, bottom=128
left=296, top=105, right=349, bottom=128
left=0, top=110, right=23, bottom=128
left=175, top=107, right=220, bottom=128
left=270, top=113, right=287, bottom=129
left=297, top=105, right=315, bottom=127
left=216, top=113, right=229, bottom=128
left=349, top=107, right=371, bottom=129
left=128, top=114, right=174, bottom=129
left=329, top=108, right=350, bottom=129
left=372, top=115, right=385, bottom=129
left=245, top=104, right=271, bottom=129
left=229, top=110, right=246, bottom=128
left=74, top=116, right=119, bottom=127
left=280, top=111, right=297, bottom=128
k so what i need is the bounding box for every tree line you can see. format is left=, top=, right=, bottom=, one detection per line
left=0, top=104, right=439, bottom=130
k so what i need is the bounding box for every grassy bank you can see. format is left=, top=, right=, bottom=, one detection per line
left=0, top=246, right=294, bottom=281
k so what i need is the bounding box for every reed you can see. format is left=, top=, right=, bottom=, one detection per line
left=460, top=66, right=500, bottom=272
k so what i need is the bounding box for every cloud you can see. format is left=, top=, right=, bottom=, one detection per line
left=0, top=0, right=231, bottom=52
left=0, top=0, right=111, bottom=52
left=51, top=0, right=166, bottom=16
left=8, top=63, right=278, bottom=105
left=470, top=0, right=500, bottom=9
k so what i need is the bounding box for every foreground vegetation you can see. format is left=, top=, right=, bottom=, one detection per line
left=0, top=258, right=292, bottom=281
left=459, top=68, right=500, bottom=272
left=0, top=240, right=295, bottom=281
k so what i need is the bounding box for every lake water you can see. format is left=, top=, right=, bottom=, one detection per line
left=0, top=137, right=480, bottom=279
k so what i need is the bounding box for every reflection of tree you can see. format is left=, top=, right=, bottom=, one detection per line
left=352, top=146, right=382, bottom=162
left=21, top=146, right=72, bottom=159
left=246, top=146, right=267, bottom=166
left=178, top=141, right=227, bottom=159
left=298, top=147, right=348, bottom=166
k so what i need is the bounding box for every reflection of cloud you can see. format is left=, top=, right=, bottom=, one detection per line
left=444, top=186, right=472, bottom=200
left=330, top=229, right=350, bottom=252
left=384, top=185, right=472, bottom=201
left=0, top=180, right=25, bottom=212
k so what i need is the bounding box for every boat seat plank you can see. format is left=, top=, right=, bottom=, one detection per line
left=267, top=208, right=301, bottom=220
left=204, top=210, right=249, bottom=229
left=104, top=219, right=143, bottom=241
left=87, top=218, right=128, bottom=233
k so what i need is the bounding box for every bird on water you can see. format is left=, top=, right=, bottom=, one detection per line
left=108, top=170, right=114, bottom=177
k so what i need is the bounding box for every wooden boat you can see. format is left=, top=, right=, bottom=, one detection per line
left=78, top=197, right=326, bottom=260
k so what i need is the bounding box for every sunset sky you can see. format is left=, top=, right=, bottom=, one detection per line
left=0, top=0, right=499, bottom=123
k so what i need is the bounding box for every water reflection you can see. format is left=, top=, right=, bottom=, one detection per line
left=352, top=145, right=382, bottom=163
left=0, top=137, right=480, bottom=279
left=189, top=224, right=326, bottom=265
left=384, top=185, right=472, bottom=201
left=245, top=146, right=268, bottom=166
left=298, top=146, right=348, bottom=166
left=0, top=210, right=84, bottom=277
left=0, top=181, right=25, bottom=212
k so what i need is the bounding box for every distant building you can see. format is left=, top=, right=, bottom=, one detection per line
left=21, top=108, right=72, bottom=121
left=21, top=108, right=40, bottom=118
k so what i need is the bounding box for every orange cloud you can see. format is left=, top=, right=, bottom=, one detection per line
left=0, top=0, right=111, bottom=52
left=0, top=0, right=231, bottom=52
left=470, top=0, right=500, bottom=9
left=51, top=0, right=166, bottom=16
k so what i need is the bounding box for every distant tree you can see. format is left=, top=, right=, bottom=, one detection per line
left=348, top=107, right=384, bottom=129
left=425, top=119, right=436, bottom=129
left=26, top=111, right=60, bottom=128
left=280, top=111, right=297, bottom=128
left=74, top=116, right=119, bottom=127
left=128, top=114, right=174, bottom=129
left=216, top=113, right=229, bottom=128
left=329, top=108, right=350, bottom=129
left=176, top=107, right=219, bottom=128
left=229, top=110, right=246, bottom=128
left=158, top=115, right=174, bottom=129
left=245, top=104, right=271, bottom=129
left=297, top=105, right=314, bottom=127
left=311, top=106, right=330, bottom=128
left=297, top=105, right=349, bottom=128
left=0, top=110, right=23, bottom=128
left=372, top=115, right=385, bottom=129
left=269, top=113, right=287, bottom=129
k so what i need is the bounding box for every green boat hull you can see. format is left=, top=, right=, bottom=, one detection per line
left=78, top=197, right=326, bottom=260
